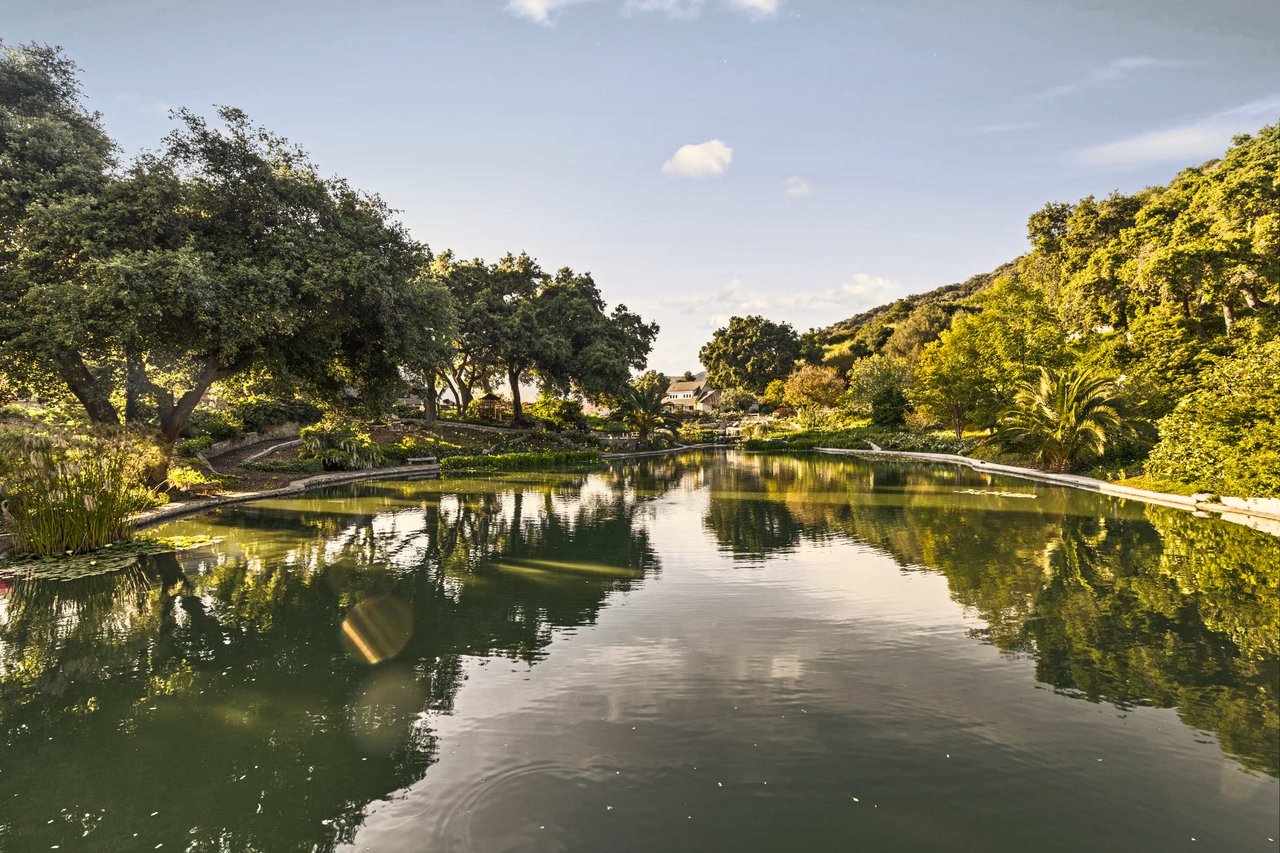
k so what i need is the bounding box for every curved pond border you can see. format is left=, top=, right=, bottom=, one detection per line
left=132, top=463, right=441, bottom=530
left=813, top=447, right=1280, bottom=536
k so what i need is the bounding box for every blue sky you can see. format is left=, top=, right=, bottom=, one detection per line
left=7, top=0, right=1279, bottom=372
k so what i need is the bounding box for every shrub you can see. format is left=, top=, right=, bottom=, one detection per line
left=870, top=386, right=910, bottom=429
left=0, top=428, right=161, bottom=556
left=243, top=458, right=325, bottom=474
left=377, top=435, right=465, bottom=462
left=299, top=419, right=384, bottom=471
left=165, top=460, right=231, bottom=495
left=678, top=424, right=717, bottom=444
left=528, top=395, right=589, bottom=432
left=719, top=388, right=756, bottom=413
left=175, top=435, right=214, bottom=457
left=440, top=450, right=601, bottom=472
left=183, top=408, right=242, bottom=441
left=1146, top=340, right=1280, bottom=497
left=233, top=398, right=324, bottom=432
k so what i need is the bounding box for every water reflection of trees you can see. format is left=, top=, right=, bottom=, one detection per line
left=0, top=468, right=674, bottom=853
left=704, top=454, right=1280, bottom=775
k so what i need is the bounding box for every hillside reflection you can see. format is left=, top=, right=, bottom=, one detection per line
left=704, top=454, right=1280, bottom=776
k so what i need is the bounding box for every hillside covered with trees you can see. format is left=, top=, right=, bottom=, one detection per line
left=702, top=125, right=1280, bottom=496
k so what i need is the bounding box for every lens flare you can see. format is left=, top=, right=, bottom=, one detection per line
left=341, top=596, right=413, bottom=665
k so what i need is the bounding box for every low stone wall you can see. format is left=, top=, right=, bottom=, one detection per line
left=813, top=447, right=1280, bottom=534
left=204, top=423, right=302, bottom=458
left=134, top=463, right=440, bottom=529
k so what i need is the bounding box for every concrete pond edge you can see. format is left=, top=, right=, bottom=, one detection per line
left=813, top=447, right=1280, bottom=536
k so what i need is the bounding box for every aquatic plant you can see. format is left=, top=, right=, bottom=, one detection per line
left=0, top=428, right=161, bottom=556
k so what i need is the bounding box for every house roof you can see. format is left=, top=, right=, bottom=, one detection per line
left=665, top=380, right=703, bottom=393
left=478, top=392, right=501, bottom=401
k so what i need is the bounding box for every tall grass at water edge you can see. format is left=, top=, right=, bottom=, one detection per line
left=0, top=429, right=161, bottom=556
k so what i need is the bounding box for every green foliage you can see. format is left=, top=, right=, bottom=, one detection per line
left=377, top=434, right=465, bottom=463
left=993, top=367, right=1132, bottom=473
left=175, top=435, right=213, bottom=457
left=164, top=460, right=231, bottom=494
left=913, top=274, right=1068, bottom=434
left=528, top=394, right=589, bottom=432
left=1146, top=339, right=1280, bottom=496
left=298, top=419, right=384, bottom=471
left=846, top=354, right=912, bottom=415
left=743, top=426, right=976, bottom=455
left=440, top=450, right=601, bottom=472
left=429, top=252, right=656, bottom=423
left=699, top=315, right=801, bottom=393
left=0, top=44, right=456, bottom=442
left=182, top=409, right=241, bottom=441
left=870, top=385, right=910, bottom=428
left=882, top=304, right=949, bottom=361
left=615, top=370, right=674, bottom=443
left=820, top=267, right=1003, bottom=360
left=677, top=424, right=716, bottom=444
left=232, top=398, right=323, bottom=433
left=242, top=457, right=324, bottom=474
left=718, top=387, right=756, bottom=413
left=0, top=427, right=161, bottom=555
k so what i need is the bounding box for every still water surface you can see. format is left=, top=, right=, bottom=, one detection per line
left=1, top=452, right=1277, bottom=851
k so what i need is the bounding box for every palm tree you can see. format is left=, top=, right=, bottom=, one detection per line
left=616, top=373, right=673, bottom=445
left=994, top=367, right=1131, bottom=473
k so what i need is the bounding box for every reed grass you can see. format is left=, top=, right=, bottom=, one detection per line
left=0, top=428, right=161, bottom=556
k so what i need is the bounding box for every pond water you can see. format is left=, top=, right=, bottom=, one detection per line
left=1, top=451, right=1277, bottom=852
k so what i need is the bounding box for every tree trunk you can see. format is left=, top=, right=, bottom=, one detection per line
left=56, top=352, right=119, bottom=426
left=508, top=366, right=526, bottom=425
left=422, top=374, right=438, bottom=425
left=1241, top=286, right=1270, bottom=311
left=156, top=361, right=222, bottom=444
left=1222, top=300, right=1235, bottom=336
left=124, top=350, right=147, bottom=424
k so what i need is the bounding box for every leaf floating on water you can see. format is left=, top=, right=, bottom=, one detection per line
left=0, top=535, right=221, bottom=582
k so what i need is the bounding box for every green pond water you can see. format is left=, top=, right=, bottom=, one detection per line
left=1, top=451, right=1277, bottom=852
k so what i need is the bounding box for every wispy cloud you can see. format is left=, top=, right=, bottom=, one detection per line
left=782, top=176, right=812, bottom=196
left=509, top=0, right=779, bottom=25
left=1074, top=97, right=1280, bottom=167
left=969, top=121, right=1039, bottom=135
left=663, top=139, right=733, bottom=177
left=640, top=273, right=899, bottom=371
left=650, top=273, right=897, bottom=325
left=1027, top=56, right=1186, bottom=103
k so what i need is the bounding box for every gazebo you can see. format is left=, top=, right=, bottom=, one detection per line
left=475, top=392, right=503, bottom=421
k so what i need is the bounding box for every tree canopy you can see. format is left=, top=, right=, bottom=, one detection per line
left=699, top=315, right=801, bottom=393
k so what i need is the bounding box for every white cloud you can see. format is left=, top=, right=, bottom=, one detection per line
left=662, top=139, right=733, bottom=177
left=510, top=0, right=779, bottom=24
left=637, top=273, right=901, bottom=372
left=1027, top=56, right=1185, bottom=103
left=783, top=176, right=812, bottom=197
left=969, top=121, right=1038, bottom=135
left=506, top=0, right=595, bottom=24
left=724, top=0, right=779, bottom=19
left=1074, top=96, right=1280, bottom=167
